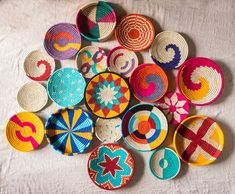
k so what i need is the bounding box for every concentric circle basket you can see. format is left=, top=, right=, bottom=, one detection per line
left=76, top=1, right=116, bottom=42
left=173, top=115, right=224, bottom=166
left=5, top=112, right=44, bottom=152
left=149, top=147, right=181, bottom=180
left=76, top=46, right=107, bottom=78
left=24, top=50, right=55, bottom=81
left=107, top=46, right=138, bottom=78
left=87, top=143, right=134, bottom=190
left=44, top=23, right=81, bottom=60
left=115, top=14, right=155, bottom=52
left=150, top=31, right=188, bottom=69
left=129, top=63, right=168, bottom=102
left=45, top=107, right=94, bottom=156
left=17, top=82, right=48, bottom=112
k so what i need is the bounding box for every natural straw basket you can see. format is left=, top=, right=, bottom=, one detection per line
left=76, top=1, right=116, bottom=42
left=115, top=14, right=155, bottom=52
left=173, top=115, right=224, bottom=166
left=24, top=50, right=55, bottom=81
left=149, top=31, right=188, bottom=69
left=177, top=57, right=224, bottom=106
left=17, top=82, right=48, bottom=112
left=107, top=46, right=138, bottom=78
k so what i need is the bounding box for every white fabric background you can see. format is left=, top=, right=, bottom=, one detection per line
left=0, top=0, right=234, bottom=193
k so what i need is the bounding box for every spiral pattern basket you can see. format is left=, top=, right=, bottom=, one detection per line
left=24, top=50, right=55, bottom=81
left=149, top=147, right=181, bottom=180
left=76, top=46, right=107, bottom=78
left=177, top=57, right=224, bottom=106
left=5, top=112, right=44, bottom=152
left=45, top=107, right=94, bottom=156
left=173, top=115, right=224, bottom=166
left=76, top=1, right=116, bottom=42
left=95, top=117, right=122, bottom=143
left=157, top=92, right=190, bottom=125
left=130, top=64, right=168, bottom=102
left=47, top=68, right=86, bottom=107
left=17, top=82, right=48, bottom=112
left=122, top=104, right=168, bottom=152
left=107, top=46, right=138, bottom=78
left=115, top=14, right=155, bottom=52
left=88, top=143, right=134, bottom=190
left=44, top=23, right=81, bottom=60
left=150, top=31, right=188, bottom=69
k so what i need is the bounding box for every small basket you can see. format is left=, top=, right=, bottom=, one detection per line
left=76, top=1, right=116, bottom=42
left=107, top=46, right=138, bottom=78
left=149, top=147, right=181, bottom=180
left=157, top=92, right=190, bottom=125
left=5, top=112, right=44, bottom=152
left=173, top=115, right=224, bottom=166
left=122, top=104, right=168, bottom=152
left=47, top=68, right=86, bottom=107
left=149, top=31, right=188, bottom=69
left=76, top=46, right=107, bottom=78
left=129, top=64, right=168, bottom=102
left=87, top=143, right=134, bottom=190
left=45, top=107, right=94, bottom=156
left=177, top=57, right=224, bottom=106
left=24, top=50, right=55, bottom=81
left=115, top=14, right=155, bottom=52
left=44, top=23, right=81, bottom=60
left=17, top=82, right=48, bottom=112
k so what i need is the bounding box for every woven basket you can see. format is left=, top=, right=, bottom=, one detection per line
left=95, top=118, right=122, bottom=143
left=44, top=23, right=81, bottom=60
left=150, top=31, right=188, bottom=69
left=47, top=68, right=86, bottom=107
left=115, top=14, right=155, bottom=52
left=177, top=57, right=224, bottom=106
left=107, top=46, right=138, bottom=78
left=24, top=50, right=55, bottom=81
left=5, top=112, right=44, bottom=152
left=17, top=82, right=48, bottom=112
left=87, top=143, right=134, bottom=190
left=173, top=115, right=224, bottom=166
left=45, top=107, right=94, bottom=156
left=76, top=46, right=107, bottom=78
left=122, top=104, right=168, bottom=152
left=149, top=147, right=181, bottom=180
left=157, top=92, right=190, bottom=125
left=76, top=1, right=116, bottom=42
left=85, top=72, right=130, bottom=119
left=129, top=63, right=168, bottom=102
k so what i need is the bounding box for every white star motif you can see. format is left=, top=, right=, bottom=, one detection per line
left=97, top=85, right=117, bottom=105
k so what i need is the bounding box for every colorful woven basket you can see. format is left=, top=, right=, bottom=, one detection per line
left=17, top=82, right=48, bottom=112
left=177, top=57, right=224, bottom=106
left=76, top=1, right=116, bottom=42
left=88, top=143, right=134, bottom=190
left=44, top=23, right=81, bottom=60
left=5, top=112, right=44, bottom=152
left=45, top=108, right=94, bottom=156
left=149, top=31, right=188, bottom=69
left=95, top=118, right=122, bottom=143
left=47, top=68, right=86, bottom=107
left=24, top=50, right=55, bottom=81
left=76, top=46, right=107, bottom=78
left=149, top=147, right=181, bottom=180
left=85, top=72, right=130, bottom=119
left=173, top=115, right=224, bottom=166
left=115, top=14, right=155, bottom=52
left=122, top=104, right=168, bottom=152
left=129, top=64, right=168, bottom=103
left=107, top=46, right=138, bottom=78
left=157, top=92, right=190, bottom=125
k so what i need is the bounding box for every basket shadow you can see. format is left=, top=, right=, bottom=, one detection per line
left=108, top=2, right=127, bottom=23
